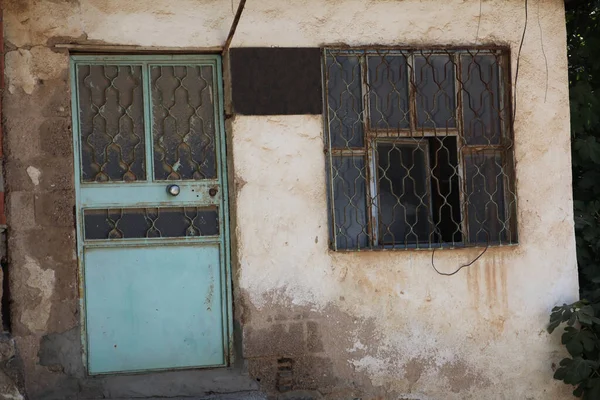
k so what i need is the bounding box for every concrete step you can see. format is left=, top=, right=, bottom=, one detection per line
left=106, top=393, right=268, bottom=400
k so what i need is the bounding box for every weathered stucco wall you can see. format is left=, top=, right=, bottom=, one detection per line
left=2, top=0, right=577, bottom=399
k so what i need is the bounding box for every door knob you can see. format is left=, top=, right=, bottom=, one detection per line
left=167, top=184, right=180, bottom=196
left=209, top=187, right=218, bottom=197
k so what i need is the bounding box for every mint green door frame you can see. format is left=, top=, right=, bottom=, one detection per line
left=69, top=54, right=233, bottom=374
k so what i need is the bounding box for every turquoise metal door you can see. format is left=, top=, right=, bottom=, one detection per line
left=70, top=55, right=231, bottom=375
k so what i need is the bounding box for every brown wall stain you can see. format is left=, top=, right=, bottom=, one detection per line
left=439, top=359, right=490, bottom=394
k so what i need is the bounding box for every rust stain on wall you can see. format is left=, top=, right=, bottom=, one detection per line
left=466, top=259, right=480, bottom=310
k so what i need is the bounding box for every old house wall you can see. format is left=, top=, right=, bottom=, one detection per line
left=2, top=0, right=578, bottom=399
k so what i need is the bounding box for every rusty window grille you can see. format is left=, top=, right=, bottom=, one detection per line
left=323, top=48, right=517, bottom=250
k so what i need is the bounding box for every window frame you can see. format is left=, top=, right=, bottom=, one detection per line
left=322, top=47, right=517, bottom=251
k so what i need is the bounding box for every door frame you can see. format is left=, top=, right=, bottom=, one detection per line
left=69, top=54, right=233, bottom=375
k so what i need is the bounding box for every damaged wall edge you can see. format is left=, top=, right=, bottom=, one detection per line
left=0, top=1, right=27, bottom=398
left=0, top=0, right=9, bottom=333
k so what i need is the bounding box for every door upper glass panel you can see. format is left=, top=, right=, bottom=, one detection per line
left=76, top=62, right=218, bottom=183
left=77, top=65, right=146, bottom=182
left=151, top=65, right=217, bottom=181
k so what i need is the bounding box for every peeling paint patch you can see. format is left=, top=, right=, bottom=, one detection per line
left=172, top=159, right=181, bottom=172
left=5, top=47, right=67, bottom=94
left=26, top=166, right=41, bottom=186
left=5, top=49, right=35, bottom=95
left=20, top=256, right=55, bottom=333
left=4, top=0, right=84, bottom=47
left=205, top=266, right=214, bottom=311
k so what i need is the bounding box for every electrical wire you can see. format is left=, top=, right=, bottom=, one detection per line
left=223, top=0, right=247, bottom=55
left=431, top=0, right=526, bottom=277
left=430, top=239, right=489, bottom=276
left=537, top=0, right=549, bottom=102
left=513, top=0, right=529, bottom=122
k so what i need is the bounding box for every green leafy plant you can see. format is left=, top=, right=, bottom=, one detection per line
left=548, top=302, right=600, bottom=398
left=549, top=1, right=600, bottom=398
left=569, top=0, right=600, bottom=304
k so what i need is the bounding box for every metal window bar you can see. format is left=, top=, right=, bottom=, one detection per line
left=323, top=48, right=518, bottom=250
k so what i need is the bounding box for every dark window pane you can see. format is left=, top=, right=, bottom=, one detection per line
left=77, top=65, right=145, bottom=182
left=461, top=55, right=502, bottom=145
left=368, top=55, right=410, bottom=129
left=465, top=151, right=510, bottom=243
left=84, top=207, right=219, bottom=239
left=326, top=55, right=364, bottom=148
left=152, top=65, right=217, bottom=180
left=332, top=156, right=368, bottom=249
left=428, top=137, right=463, bottom=243
left=376, top=142, right=431, bottom=245
left=415, top=55, right=456, bottom=128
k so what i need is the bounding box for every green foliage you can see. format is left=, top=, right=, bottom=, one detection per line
left=548, top=1, right=600, bottom=398
left=548, top=302, right=600, bottom=398
left=569, top=0, right=600, bottom=302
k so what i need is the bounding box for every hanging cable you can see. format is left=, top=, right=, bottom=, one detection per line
left=513, top=0, right=529, bottom=122
left=223, top=0, right=247, bottom=55
left=430, top=231, right=489, bottom=276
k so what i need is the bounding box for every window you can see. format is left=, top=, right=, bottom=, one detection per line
left=323, top=49, right=517, bottom=250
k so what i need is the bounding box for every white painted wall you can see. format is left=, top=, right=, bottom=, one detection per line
left=231, top=1, right=577, bottom=397
left=4, top=0, right=578, bottom=398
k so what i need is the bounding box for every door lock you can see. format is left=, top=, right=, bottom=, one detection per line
left=209, top=187, right=218, bottom=197
left=167, top=184, right=180, bottom=196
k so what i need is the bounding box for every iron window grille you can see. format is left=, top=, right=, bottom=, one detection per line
left=323, top=48, right=518, bottom=250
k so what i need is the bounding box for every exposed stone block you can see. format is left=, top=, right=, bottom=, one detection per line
left=0, top=336, right=15, bottom=363
left=244, top=323, right=305, bottom=358
left=0, top=370, right=24, bottom=400
left=305, top=322, right=323, bottom=353
left=34, top=190, right=74, bottom=228
left=4, top=161, right=34, bottom=192
left=8, top=228, right=75, bottom=265
left=6, top=158, right=74, bottom=192
left=247, top=356, right=336, bottom=396
left=39, top=118, right=72, bottom=158
left=278, top=390, right=324, bottom=400
left=7, top=192, right=35, bottom=230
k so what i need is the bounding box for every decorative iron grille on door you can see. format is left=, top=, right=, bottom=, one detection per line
left=323, top=49, right=517, bottom=250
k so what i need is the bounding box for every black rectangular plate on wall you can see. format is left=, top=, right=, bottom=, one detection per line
left=230, top=48, right=323, bottom=115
